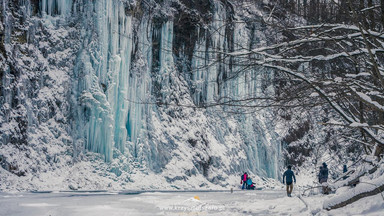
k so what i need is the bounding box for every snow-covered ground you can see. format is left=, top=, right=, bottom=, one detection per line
left=0, top=190, right=382, bottom=216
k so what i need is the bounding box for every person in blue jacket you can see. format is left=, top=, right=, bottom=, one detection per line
left=246, top=177, right=255, bottom=190
left=283, top=165, right=296, bottom=197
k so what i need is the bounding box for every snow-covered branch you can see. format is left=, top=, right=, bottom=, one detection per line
left=250, top=61, right=384, bottom=147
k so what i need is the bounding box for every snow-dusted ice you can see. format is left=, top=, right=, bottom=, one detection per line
left=0, top=190, right=383, bottom=216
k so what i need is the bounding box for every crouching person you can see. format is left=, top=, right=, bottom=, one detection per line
left=246, top=177, right=255, bottom=190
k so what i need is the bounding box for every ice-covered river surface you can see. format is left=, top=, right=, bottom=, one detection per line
left=0, top=190, right=383, bottom=216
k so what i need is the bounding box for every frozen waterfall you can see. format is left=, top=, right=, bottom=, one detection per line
left=32, top=0, right=281, bottom=179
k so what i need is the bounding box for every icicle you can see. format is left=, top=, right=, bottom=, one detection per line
left=40, top=0, right=72, bottom=17
left=68, top=0, right=155, bottom=161
left=189, top=0, right=281, bottom=179
left=191, top=38, right=206, bottom=106
left=158, top=21, right=175, bottom=102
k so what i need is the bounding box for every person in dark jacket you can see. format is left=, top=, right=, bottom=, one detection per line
left=319, top=163, right=329, bottom=183
left=318, top=166, right=323, bottom=183
left=319, top=162, right=329, bottom=194
left=283, top=165, right=296, bottom=197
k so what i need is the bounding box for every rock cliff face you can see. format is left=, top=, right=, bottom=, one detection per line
left=0, top=0, right=281, bottom=191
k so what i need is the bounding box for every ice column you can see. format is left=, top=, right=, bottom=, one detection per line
left=74, top=0, right=154, bottom=161
left=112, top=6, right=133, bottom=153
left=191, top=39, right=207, bottom=106
left=191, top=1, right=226, bottom=105
left=40, top=0, right=72, bottom=17
left=190, top=0, right=281, bottom=178
left=73, top=0, right=135, bottom=161
left=231, top=20, right=249, bottom=100
left=158, top=21, right=175, bottom=102
left=126, top=18, right=153, bottom=156
left=207, top=2, right=226, bottom=103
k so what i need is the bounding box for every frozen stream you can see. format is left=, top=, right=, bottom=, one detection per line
left=0, top=190, right=382, bottom=215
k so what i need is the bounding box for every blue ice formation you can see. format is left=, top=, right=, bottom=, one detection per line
left=34, top=0, right=281, bottom=179
left=41, top=0, right=72, bottom=17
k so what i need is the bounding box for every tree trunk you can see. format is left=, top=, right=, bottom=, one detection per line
left=303, top=0, right=307, bottom=18
left=367, top=0, right=374, bottom=29
left=382, top=0, right=384, bottom=27
left=325, top=182, right=384, bottom=210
